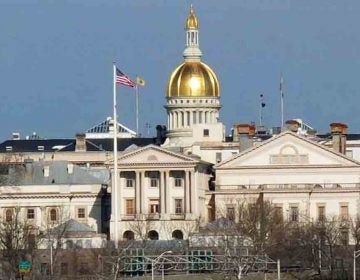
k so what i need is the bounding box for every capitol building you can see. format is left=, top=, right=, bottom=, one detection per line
left=1, top=5, right=360, bottom=249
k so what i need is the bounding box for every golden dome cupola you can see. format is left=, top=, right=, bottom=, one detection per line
left=186, top=4, right=199, bottom=29
left=183, top=4, right=202, bottom=61
left=165, top=5, right=222, bottom=144
left=167, top=4, right=220, bottom=98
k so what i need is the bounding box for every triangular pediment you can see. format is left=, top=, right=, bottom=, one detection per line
left=216, top=131, right=360, bottom=169
left=117, top=145, right=199, bottom=166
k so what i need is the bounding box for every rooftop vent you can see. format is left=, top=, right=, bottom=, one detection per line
left=12, top=132, right=20, bottom=140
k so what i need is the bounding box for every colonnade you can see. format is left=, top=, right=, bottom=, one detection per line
left=116, top=169, right=195, bottom=219
left=168, top=109, right=218, bottom=130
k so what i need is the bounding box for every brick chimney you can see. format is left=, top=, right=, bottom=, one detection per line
left=330, top=123, right=348, bottom=154
left=285, top=120, right=300, bottom=133
left=237, top=124, right=255, bottom=152
left=75, top=133, right=86, bottom=152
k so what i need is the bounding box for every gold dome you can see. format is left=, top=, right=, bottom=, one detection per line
left=167, top=62, right=220, bottom=98
left=185, top=4, right=199, bottom=29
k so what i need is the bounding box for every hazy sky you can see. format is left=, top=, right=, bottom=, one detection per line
left=1, top=0, right=360, bottom=140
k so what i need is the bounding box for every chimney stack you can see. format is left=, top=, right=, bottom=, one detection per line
left=330, top=123, right=348, bottom=154
left=237, top=124, right=255, bottom=152
left=75, top=133, right=86, bottom=152
left=285, top=120, right=300, bottom=133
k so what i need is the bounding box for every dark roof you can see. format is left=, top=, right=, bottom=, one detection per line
left=0, top=161, right=109, bottom=185
left=52, top=219, right=96, bottom=233
left=0, top=137, right=161, bottom=153
left=317, top=133, right=360, bottom=141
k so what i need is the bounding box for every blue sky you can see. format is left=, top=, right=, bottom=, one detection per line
left=1, top=0, right=359, bottom=140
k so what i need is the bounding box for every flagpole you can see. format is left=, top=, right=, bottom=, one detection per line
left=135, top=84, right=139, bottom=136
left=259, top=94, right=263, bottom=127
left=113, top=63, right=119, bottom=248
left=280, top=74, right=284, bottom=129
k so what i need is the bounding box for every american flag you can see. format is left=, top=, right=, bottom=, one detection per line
left=116, top=68, right=136, bottom=87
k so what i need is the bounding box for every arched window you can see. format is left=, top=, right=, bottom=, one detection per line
left=148, top=230, right=159, bottom=240
left=172, top=230, right=184, bottom=240
left=123, top=230, right=135, bottom=241
left=49, top=209, right=57, bottom=222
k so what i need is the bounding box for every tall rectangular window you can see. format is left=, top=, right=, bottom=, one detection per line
left=77, top=208, right=86, bottom=219
left=274, top=206, right=283, bottom=221
left=174, top=178, right=183, bottom=187
left=227, top=207, right=235, bottom=221
left=126, top=179, right=134, bottom=188
left=27, top=208, right=35, bottom=220
left=290, top=206, right=299, bottom=222
left=149, top=199, right=160, bottom=214
left=317, top=205, right=326, bottom=222
left=175, top=199, right=183, bottom=214
left=150, top=178, right=159, bottom=187
left=340, top=205, right=349, bottom=221
left=126, top=199, right=135, bottom=215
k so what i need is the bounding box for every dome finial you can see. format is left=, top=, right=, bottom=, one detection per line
left=186, top=4, right=198, bottom=29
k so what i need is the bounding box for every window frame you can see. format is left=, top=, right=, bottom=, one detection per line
left=126, top=178, right=134, bottom=188
left=27, top=208, right=35, bottom=220
left=174, top=177, right=183, bottom=187
left=125, top=199, right=135, bottom=215
left=77, top=207, right=86, bottom=219
left=175, top=199, right=183, bottom=214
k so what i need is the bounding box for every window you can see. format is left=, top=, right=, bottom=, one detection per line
left=340, top=230, right=349, bottom=245
left=126, top=199, right=135, bottom=215
left=317, top=205, right=326, bottom=222
left=175, top=199, right=183, bottom=214
left=226, top=207, right=235, bottom=221
left=28, top=234, right=36, bottom=249
left=77, top=208, right=86, bottom=219
left=49, top=208, right=57, bottom=222
left=274, top=206, right=283, bottom=221
left=149, top=199, right=160, bottom=214
left=340, top=205, right=349, bottom=221
left=61, top=263, right=68, bottom=275
left=5, top=209, right=13, bottom=222
left=289, top=206, right=299, bottom=222
left=174, top=178, right=183, bottom=187
left=27, top=208, right=35, bottom=220
left=40, top=263, right=49, bottom=275
left=150, top=178, right=159, bottom=188
left=126, top=179, right=134, bottom=188
left=203, top=129, right=209, bottom=137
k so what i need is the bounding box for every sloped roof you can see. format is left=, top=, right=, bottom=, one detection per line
left=52, top=219, right=95, bottom=233
left=86, top=118, right=136, bottom=136
left=0, top=161, right=109, bottom=186
left=0, top=137, right=160, bottom=153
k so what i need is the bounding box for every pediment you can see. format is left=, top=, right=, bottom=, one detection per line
left=216, top=131, right=360, bottom=169
left=117, top=145, right=199, bottom=166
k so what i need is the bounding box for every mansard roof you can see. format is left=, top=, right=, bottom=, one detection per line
left=0, top=137, right=161, bottom=153
left=0, top=161, right=109, bottom=186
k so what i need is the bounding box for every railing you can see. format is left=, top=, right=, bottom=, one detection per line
left=170, top=214, right=185, bottom=220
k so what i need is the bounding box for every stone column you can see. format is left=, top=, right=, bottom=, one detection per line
left=184, top=170, right=191, bottom=215
left=160, top=171, right=166, bottom=218
left=140, top=171, right=146, bottom=214
left=135, top=171, right=141, bottom=215
left=190, top=171, right=195, bottom=214
left=118, top=170, right=122, bottom=220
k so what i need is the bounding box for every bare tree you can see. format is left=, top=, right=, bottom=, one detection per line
left=0, top=207, right=39, bottom=278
